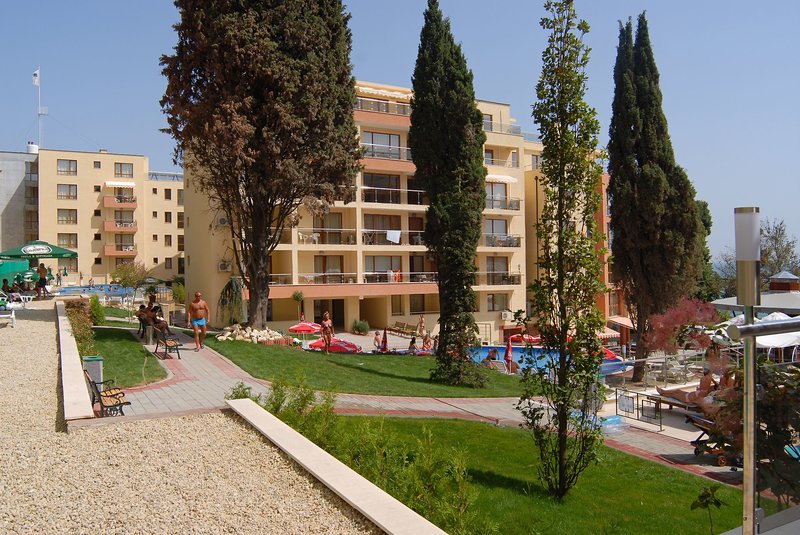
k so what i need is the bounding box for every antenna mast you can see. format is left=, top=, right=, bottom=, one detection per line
left=32, top=66, right=47, bottom=147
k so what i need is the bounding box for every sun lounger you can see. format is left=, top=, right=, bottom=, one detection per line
left=685, top=413, right=742, bottom=467
left=0, top=309, right=15, bottom=328
left=644, top=393, right=700, bottom=413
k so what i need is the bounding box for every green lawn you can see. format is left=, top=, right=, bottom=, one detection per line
left=205, top=337, right=523, bottom=397
left=93, top=328, right=167, bottom=388
left=337, top=417, right=753, bottom=535
left=103, top=306, right=130, bottom=318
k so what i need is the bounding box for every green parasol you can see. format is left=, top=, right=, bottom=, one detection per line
left=0, top=240, right=78, bottom=260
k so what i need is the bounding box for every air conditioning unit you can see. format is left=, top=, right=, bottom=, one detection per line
left=216, top=216, right=230, bottom=226
left=500, top=310, right=513, bottom=321
left=218, top=261, right=232, bottom=272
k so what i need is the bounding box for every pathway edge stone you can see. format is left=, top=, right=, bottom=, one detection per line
left=55, top=301, right=94, bottom=422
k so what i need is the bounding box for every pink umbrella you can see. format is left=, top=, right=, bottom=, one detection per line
left=508, top=333, right=540, bottom=345
left=309, top=337, right=361, bottom=354
left=289, top=322, right=322, bottom=346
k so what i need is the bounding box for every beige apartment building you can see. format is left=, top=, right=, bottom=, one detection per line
left=31, top=148, right=184, bottom=283
left=185, top=81, right=536, bottom=342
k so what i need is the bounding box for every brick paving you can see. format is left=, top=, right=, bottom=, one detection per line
left=119, top=331, right=743, bottom=486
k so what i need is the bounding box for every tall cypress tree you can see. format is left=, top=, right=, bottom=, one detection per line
left=608, top=13, right=703, bottom=381
left=409, top=0, right=487, bottom=386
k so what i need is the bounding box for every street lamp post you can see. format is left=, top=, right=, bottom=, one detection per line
left=734, top=207, right=760, bottom=535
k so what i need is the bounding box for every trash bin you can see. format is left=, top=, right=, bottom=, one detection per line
left=82, top=355, right=103, bottom=384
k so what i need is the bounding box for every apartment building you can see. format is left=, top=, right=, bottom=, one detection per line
left=185, top=81, right=534, bottom=342
left=2, top=146, right=185, bottom=283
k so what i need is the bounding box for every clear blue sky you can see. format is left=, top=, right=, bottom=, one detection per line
left=2, top=1, right=798, bottom=259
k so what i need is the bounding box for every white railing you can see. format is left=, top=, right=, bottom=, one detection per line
left=361, top=186, right=429, bottom=205
left=475, top=271, right=522, bottom=286
left=355, top=97, right=411, bottom=116
left=485, top=195, right=521, bottom=210
left=362, top=229, right=425, bottom=246
left=481, top=233, right=522, bottom=247
left=484, top=156, right=519, bottom=168
left=297, top=272, right=359, bottom=284
left=482, top=121, right=523, bottom=136
left=361, top=143, right=413, bottom=161
left=296, top=228, right=357, bottom=245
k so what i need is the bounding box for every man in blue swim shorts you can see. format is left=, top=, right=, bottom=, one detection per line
left=188, top=291, right=211, bottom=351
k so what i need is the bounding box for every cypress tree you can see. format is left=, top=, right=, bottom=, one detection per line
left=608, top=12, right=703, bottom=381
left=408, top=0, right=487, bottom=386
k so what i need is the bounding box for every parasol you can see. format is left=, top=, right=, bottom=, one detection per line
left=308, top=337, right=361, bottom=353
left=380, top=327, right=388, bottom=353
left=0, top=240, right=78, bottom=260
left=504, top=340, right=513, bottom=363
left=289, top=321, right=322, bottom=347
left=508, top=333, right=541, bottom=345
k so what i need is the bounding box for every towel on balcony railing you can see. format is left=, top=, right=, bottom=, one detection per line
left=386, top=230, right=401, bottom=243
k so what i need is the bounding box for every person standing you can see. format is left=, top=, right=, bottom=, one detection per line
left=56, top=271, right=62, bottom=286
left=321, top=311, right=334, bottom=354
left=416, top=314, right=425, bottom=337
left=36, top=263, right=48, bottom=299
left=188, top=292, right=211, bottom=351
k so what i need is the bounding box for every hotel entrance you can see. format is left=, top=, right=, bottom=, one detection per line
left=314, top=299, right=345, bottom=330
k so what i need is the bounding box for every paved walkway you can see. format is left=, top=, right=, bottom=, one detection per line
left=116, top=327, right=741, bottom=487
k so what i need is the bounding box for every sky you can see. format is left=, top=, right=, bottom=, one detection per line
left=1, top=1, right=798, bottom=259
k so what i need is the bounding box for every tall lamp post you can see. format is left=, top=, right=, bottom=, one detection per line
left=734, top=207, right=760, bottom=535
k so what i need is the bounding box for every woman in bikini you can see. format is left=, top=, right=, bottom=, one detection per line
left=321, top=311, right=334, bottom=354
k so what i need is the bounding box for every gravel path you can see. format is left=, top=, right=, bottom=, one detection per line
left=0, top=302, right=380, bottom=534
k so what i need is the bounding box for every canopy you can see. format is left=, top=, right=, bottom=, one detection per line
left=0, top=240, right=77, bottom=260
left=0, top=260, right=29, bottom=278
left=486, top=174, right=518, bottom=184
left=104, top=180, right=136, bottom=188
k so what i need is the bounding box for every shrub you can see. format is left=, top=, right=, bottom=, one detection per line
left=352, top=319, right=369, bottom=335
left=67, top=307, right=95, bottom=356
left=88, top=295, right=105, bottom=325
left=172, top=282, right=186, bottom=304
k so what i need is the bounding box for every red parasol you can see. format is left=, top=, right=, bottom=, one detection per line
left=504, top=340, right=513, bottom=363
left=289, top=322, right=321, bottom=334
left=380, top=327, right=388, bottom=353
left=309, top=337, right=361, bottom=353
left=508, top=333, right=541, bottom=345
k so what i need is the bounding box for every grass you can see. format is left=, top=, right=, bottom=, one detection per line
left=103, top=306, right=130, bottom=318
left=204, top=337, right=523, bottom=397
left=336, top=417, right=757, bottom=535
left=93, top=328, right=167, bottom=388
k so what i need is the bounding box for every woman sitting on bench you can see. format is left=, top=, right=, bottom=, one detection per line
left=146, top=305, right=173, bottom=335
left=656, top=368, right=716, bottom=403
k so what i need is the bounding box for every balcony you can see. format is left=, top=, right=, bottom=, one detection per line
left=485, top=195, right=521, bottom=211
left=297, top=228, right=357, bottom=246
left=104, top=243, right=137, bottom=257
left=362, top=229, right=425, bottom=246
left=482, top=121, right=523, bottom=136
left=103, top=220, right=137, bottom=233
left=484, top=156, right=519, bottom=168
left=361, top=143, right=413, bottom=162
left=103, top=195, right=137, bottom=208
left=361, top=186, right=429, bottom=206
left=355, top=97, right=411, bottom=116
left=481, top=233, right=522, bottom=248
left=364, top=271, right=438, bottom=284
left=475, top=271, right=522, bottom=286
left=298, top=272, right=358, bottom=285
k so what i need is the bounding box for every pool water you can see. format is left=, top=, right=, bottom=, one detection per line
left=56, top=284, right=135, bottom=297
left=472, top=344, right=630, bottom=376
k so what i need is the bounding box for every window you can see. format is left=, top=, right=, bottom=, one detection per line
left=94, top=161, right=101, bottom=169
left=57, top=209, right=77, bottom=224
left=58, top=258, right=78, bottom=273
left=165, top=258, right=173, bottom=269
left=94, top=185, right=101, bottom=192
left=177, top=189, right=184, bottom=206
left=152, top=188, right=157, bottom=195
left=610, top=290, right=620, bottom=317
left=482, top=113, right=493, bottom=131
left=164, top=235, right=172, bottom=247
left=485, top=182, right=508, bottom=209
left=57, top=159, right=77, bottom=175
left=152, top=234, right=158, bottom=242
left=365, top=256, right=401, bottom=282
left=25, top=161, right=39, bottom=178
left=57, top=184, right=77, bottom=200
left=531, top=154, right=540, bottom=170
left=361, top=131, right=401, bottom=159
left=178, top=257, right=185, bottom=275
left=391, top=295, right=403, bottom=316
left=164, top=212, right=172, bottom=223
left=410, top=294, right=425, bottom=314
left=313, top=255, right=344, bottom=283
left=152, top=211, right=157, bottom=218
left=94, top=233, right=101, bottom=241
left=484, top=218, right=508, bottom=236
left=57, top=233, right=78, bottom=248
left=164, top=189, right=172, bottom=200
left=362, top=173, right=400, bottom=203
left=177, top=235, right=184, bottom=252
left=177, top=212, right=184, bottom=229
left=153, top=258, right=159, bottom=264
left=488, top=293, right=508, bottom=312
left=94, top=258, right=102, bottom=265
left=511, top=151, right=518, bottom=168
left=484, top=149, right=494, bottom=165
left=25, top=186, right=38, bottom=203
left=24, top=211, right=38, bottom=231
left=363, top=214, right=401, bottom=245
left=93, top=210, right=101, bottom=216
left=114, top=162, right=133, bottom=178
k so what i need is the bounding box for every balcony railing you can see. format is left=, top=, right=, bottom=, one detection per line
left=103, top=195, right=137, bottom=208
left=484, top=156, right=519, bottom=168
left=298, top=272, right=359, bottom=285
left=296, top=228, right=357, bottom=245
left=481, top=234, right=522, bottom=247
left=482, top=121, right=523, bottom=136
left=104, top=219, right=137, bottom=232
left=485, top=195, right=521, bottom=211
left=355, top=97, right=411, bottom=116
left=105, top=243, right=137, bottom=257
left=361, top=186, right=429, bottom=206
left=364, top=271, right=438, bottom=284
left=362, top=229, right=425, bottom=246
left=361, top=143, right=413, bottom=161
left=113, top=243, right=136, bottom=252
left=269, top=273, right=293, bottom=285
left=475, top=271, right=522, bottom=286
left=114, top=219, right=136, bottom=228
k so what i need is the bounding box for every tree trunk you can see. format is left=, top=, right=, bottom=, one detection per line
left=247, top=267, right=271, bottom=329
left=631, top=307, right=648, bottom=382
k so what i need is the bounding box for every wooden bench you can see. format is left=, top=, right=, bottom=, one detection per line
left=154, top=327, right=183, bottom=359
left=84, top=370, right=131, bottom=417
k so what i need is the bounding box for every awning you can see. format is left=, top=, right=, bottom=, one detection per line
left=598, top=326, right=621, bottom=340
left=105, top=181, right=136, bottom=188
left=486, top=174, right=518, bottom=184
left=355, top=85, right=411, bottom=100
left=608, top=315, right=634, bottom=329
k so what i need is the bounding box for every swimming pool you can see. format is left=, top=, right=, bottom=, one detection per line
left=472, top=345, right=630, bottom=376
left=56, top=284, right=135, bottom=297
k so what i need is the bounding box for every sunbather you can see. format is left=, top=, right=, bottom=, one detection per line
left=656, top=368, right=716, bottom=403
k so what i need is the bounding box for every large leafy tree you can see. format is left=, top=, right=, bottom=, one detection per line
left=607, top=13, right=703, bottom=381
left=160, top=0, right=361, bottom=328
left=518, top=0, right=606, bottom=499
left=408, top=0, right=487, bottom=386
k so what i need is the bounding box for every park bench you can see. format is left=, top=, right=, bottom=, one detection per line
left=154, top=327, right=183, bottom=359
left=644, top=393, right=700, bottom=413
left=83, top=369, right=131, bottom=417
